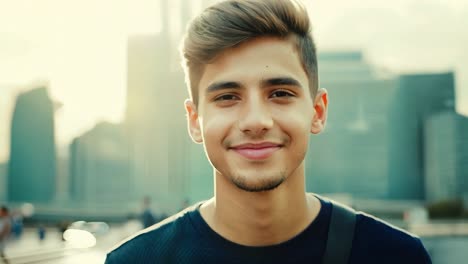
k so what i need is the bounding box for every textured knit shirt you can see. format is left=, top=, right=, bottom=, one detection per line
left=105, top=196, right=432, bottom=263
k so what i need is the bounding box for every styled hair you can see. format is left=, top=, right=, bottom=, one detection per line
left=180, top=0, right=318, bottom=105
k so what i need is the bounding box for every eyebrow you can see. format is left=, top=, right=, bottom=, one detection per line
left=261, top=77, right=302, bottom=88
left=206, top=81, right=241, bottom=94
left=205, top=77, right=302, bottom=94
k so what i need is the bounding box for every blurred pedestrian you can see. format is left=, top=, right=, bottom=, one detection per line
left=38, top=224, right=46, bottom=241
left=58, top=220, right=70, bottom=241
left=10, top=210, right=23, bottom=239
left=0, top=206, right=11, bottom=264
left=141, top=196, right=156, bottom=229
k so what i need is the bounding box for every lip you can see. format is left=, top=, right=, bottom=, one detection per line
left=230, top=142, right=282, bottom=160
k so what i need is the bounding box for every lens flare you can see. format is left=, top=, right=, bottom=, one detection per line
left=63, top=229, right=97, bottom=248
left=21, top=203, right=35, bottom=217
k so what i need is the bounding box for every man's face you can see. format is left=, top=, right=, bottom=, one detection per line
left=185, top=37, right=327, bottom=192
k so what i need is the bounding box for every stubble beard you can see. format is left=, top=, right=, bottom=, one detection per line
left=229, top=170, right=287, bottom=192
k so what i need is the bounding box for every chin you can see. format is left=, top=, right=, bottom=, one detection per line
left=229, top=171, right=287, bottom=192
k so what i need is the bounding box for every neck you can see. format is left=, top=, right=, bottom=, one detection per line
left=200, top=163, right=320, bottom=246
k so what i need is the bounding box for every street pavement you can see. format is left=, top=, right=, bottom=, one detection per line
left=3, top=220, right=143, bottom=264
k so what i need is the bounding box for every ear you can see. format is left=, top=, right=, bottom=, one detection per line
left=311, top=88, right=328, bottom=134
left=184, top=99, right=203, bottom=143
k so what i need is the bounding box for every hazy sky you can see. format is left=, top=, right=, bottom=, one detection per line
left=1, top=0, right=467, bottom=162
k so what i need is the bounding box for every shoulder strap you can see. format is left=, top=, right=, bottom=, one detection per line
left=322, top=200, right=357, bottom=264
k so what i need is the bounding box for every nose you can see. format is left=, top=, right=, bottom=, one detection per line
left=237, top=95, right=273, bottom=136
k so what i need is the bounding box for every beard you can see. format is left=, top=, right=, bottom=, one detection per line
left=229, top=170, right=287, bottom=192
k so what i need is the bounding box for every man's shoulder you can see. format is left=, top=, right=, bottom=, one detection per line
left=312, top=194, right=425, bottom=245
left=355, top=211, right=416, bottom=239
left=105, top=203, right=201, bottom=263
left=352, top=211, right=431, bottom=263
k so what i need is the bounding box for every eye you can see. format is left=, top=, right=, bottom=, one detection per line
left=214, top=94, right=240, bottom=101
left=270, top=90, right=295, bottom=98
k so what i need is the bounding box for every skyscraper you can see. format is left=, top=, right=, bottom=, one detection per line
left=126, top=34, right=171, bottom=204
left=424, top=111, right=468, bottom=203
left=69, top=122, right=131, bottom=205
left=0, top=163, right=6, bottom=202
left=457, top=115, right=468, bottom=205
left=424, top=111, right=459, bottom=202
left=125, top=0, right=209, bottom=211
left=306, top=51, right=395, bottom=199
left=8, top=87, right=56, bottom=203
left=388, top=72, right=455, bottom=200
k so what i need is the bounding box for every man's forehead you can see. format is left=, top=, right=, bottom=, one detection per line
left=198, top=39, right=306, bottom=89
left=214, top=36, right=298, bottom=64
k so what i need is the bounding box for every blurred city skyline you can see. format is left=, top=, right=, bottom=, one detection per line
left=1, top=0, right=468, bottom=163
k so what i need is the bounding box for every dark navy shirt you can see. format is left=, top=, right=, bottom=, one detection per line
left=105, top=197, right=431, bottom=263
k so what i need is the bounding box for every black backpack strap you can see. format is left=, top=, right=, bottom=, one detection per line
left=322, top=200, right=357, bottom=264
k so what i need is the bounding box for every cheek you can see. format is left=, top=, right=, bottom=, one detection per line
left=274, top=110, right=312, bottom=153
left=201, top=112, right=233, bottom=145
left=274, top=108, right=313, bottom=135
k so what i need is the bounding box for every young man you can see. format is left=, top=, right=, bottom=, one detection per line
left=106, top=0, right=431, bottom=263
left=0, top=206, right=11, bottom=264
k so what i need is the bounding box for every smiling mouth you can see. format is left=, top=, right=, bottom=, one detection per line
left=230, top=142, right=282, bottom=160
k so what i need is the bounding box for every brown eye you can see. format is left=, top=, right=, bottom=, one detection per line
left=214, top=94, right=239, bottom=101
left=271, top=90, right=294, bottom=98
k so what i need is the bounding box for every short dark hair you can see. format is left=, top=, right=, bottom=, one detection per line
left=181, top=0, right=318, bottom=105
